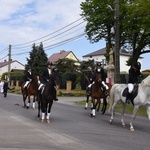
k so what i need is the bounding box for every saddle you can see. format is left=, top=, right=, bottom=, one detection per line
left=122, top=84, right=139, bottom=104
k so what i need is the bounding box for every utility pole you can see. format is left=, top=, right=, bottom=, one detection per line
left=114, top=0, right=120, bottom=83
left=8, top=44, right=11, bottom=84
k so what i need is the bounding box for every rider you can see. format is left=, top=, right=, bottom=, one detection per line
left=38, top=61, right=58, bottom=101
left=24, top=67, right=33, bottom=90
left=126, top=61, right=143, bottom=104
left=88, top=62, right=108, bottom=95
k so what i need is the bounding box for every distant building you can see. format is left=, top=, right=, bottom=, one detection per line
left=82, top=47, right=142, bottom=72
left=48, top=50, right=80, bottom=65
left=0, top=60, right=25, bottom=78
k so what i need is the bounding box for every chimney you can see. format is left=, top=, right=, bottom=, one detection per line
left=60, top=50, right=65, bottom=54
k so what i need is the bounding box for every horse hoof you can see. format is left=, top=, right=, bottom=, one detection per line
left=130, top=127, right=134, bottom=132
left=41, top=120, right=45, bottom=123
left=37, top=117, right=40, bottom=120
left=109, top=120, right=112, bottom=124
left=85, top=107, right=87, bottom=109
left=47, top=120, right=50, bottom=124
left=122, top=124, right=126, bottom=128
left=26, top=106, right=29, bottom=109
left=101, top=111, right=105, bottom=115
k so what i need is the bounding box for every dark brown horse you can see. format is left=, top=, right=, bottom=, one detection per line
left=37, top=73, right=60, bottom=123
left=21, top=75, right=39, bottom=109
left=90, top=74, right=112, bottom=117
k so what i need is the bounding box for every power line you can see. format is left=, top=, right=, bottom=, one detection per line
left=11, top=33, right=86, bottom=56
left=12, top=21, right=85, bottom=50
left=12, top=17, right=84, bottom=47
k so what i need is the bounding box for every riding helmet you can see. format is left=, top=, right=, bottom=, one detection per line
left=96, top=62, right=101, bottom=66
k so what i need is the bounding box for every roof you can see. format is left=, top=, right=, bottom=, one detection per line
left=48, top=50, right=78, bottom=63
left=82, top=47, right=132, bottom=57
left=0, top=60, right=24, bottom=68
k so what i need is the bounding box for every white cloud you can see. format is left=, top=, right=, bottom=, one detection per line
left=0, top=0, right=84, bottom=46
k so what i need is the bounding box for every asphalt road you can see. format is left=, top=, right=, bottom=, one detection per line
left=0, top=93, right=149, bottom=150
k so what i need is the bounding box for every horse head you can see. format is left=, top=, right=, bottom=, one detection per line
left=95, top=73, right=102, bottom=83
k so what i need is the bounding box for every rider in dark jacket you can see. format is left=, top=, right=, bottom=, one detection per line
left=126, top=61, right=143, bottom=104
left=38, top=61, right=58, bottom=101
left=24, top=67, right=33, bottom=89
left=88, top=62, right=108, bottom=95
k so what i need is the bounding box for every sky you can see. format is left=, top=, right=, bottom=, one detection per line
left=0, top=0, right=149, bottom=71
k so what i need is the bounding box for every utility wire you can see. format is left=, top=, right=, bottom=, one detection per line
left=12, top=33, right=86, bottom=56
left=12, top=17, right=84, bottom=47
left=12, top=21, right=85, bottom=50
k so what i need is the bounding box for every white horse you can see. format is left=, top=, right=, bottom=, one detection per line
left=108, top=75, right=150, bottom=131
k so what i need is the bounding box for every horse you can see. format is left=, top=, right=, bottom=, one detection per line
left=91, top=74, right=112, bottom=117
left=37, top=73, right=60, bottom=123
left=108, top=75, right=150, bottom=131
left=21, top=75, right=39, bottom=109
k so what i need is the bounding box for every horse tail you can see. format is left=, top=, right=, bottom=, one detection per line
left=108, top=84, right=118, bottom=112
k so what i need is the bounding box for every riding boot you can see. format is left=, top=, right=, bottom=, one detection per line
left=100, top=84, right=108, bottom=96
left=126, top=92, right=131, bottom=104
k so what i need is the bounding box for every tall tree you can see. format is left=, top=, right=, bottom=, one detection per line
left=26, top=43, right=48, bottom=76
left=80, top=0, right=150, bottom=65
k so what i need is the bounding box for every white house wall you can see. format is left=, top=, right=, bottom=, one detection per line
left=0, top=61, right=24, bottom=77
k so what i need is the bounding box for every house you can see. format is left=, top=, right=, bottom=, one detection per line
left=82, top=48, right=142, bottom=73
left=48, top=50, right=80, bottom=65
left=0, top=60, right=25, bottom=78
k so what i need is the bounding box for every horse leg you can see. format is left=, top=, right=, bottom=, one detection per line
left=91, top=98, right=96, bottom=117
left=41, top=104, right=46, bottom=123
left=85, top=95, right=89, bottom=109
left=109, top=101, right=117, bottom=124
left=32, top=96, right=36, bottom=110
left=130, top=105, right=139, bottom=131
left=96, top=99, right=100, bottom=112
left=26, top=95, right=30, bottom=109
left=23, top=94, right=27, bottom=108
left=46, top=102, right=53, bottom=123
left=121, top=103, right=126, bottom=128
left=101, top=97, right=107, bottom=114
left=37, top=99, right=41, bottom=120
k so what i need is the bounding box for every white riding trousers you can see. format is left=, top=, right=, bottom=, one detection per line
left=127, top=83, right=134, bottom=93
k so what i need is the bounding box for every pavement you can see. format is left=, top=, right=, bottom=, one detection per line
left=7, top=93, right=85, bottom=106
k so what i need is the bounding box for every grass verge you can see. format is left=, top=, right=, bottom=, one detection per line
left=75, top=100, right=147, bottom=117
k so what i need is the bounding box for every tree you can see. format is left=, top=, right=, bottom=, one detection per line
left=56, top=58, right=79, bottom=74
left=26, top=43, right=48, bottom=77
left=55, top=58, right=79, bottom=89
left=80, top=0, right=150, bottom=66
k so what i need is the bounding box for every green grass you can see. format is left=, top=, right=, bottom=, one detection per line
left=75, top=100, right=147, bottom=117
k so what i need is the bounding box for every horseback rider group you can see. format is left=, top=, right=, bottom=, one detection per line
left=23, top=61, right=58, bottom=101
left=87, top=62, right=108, bottom=96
